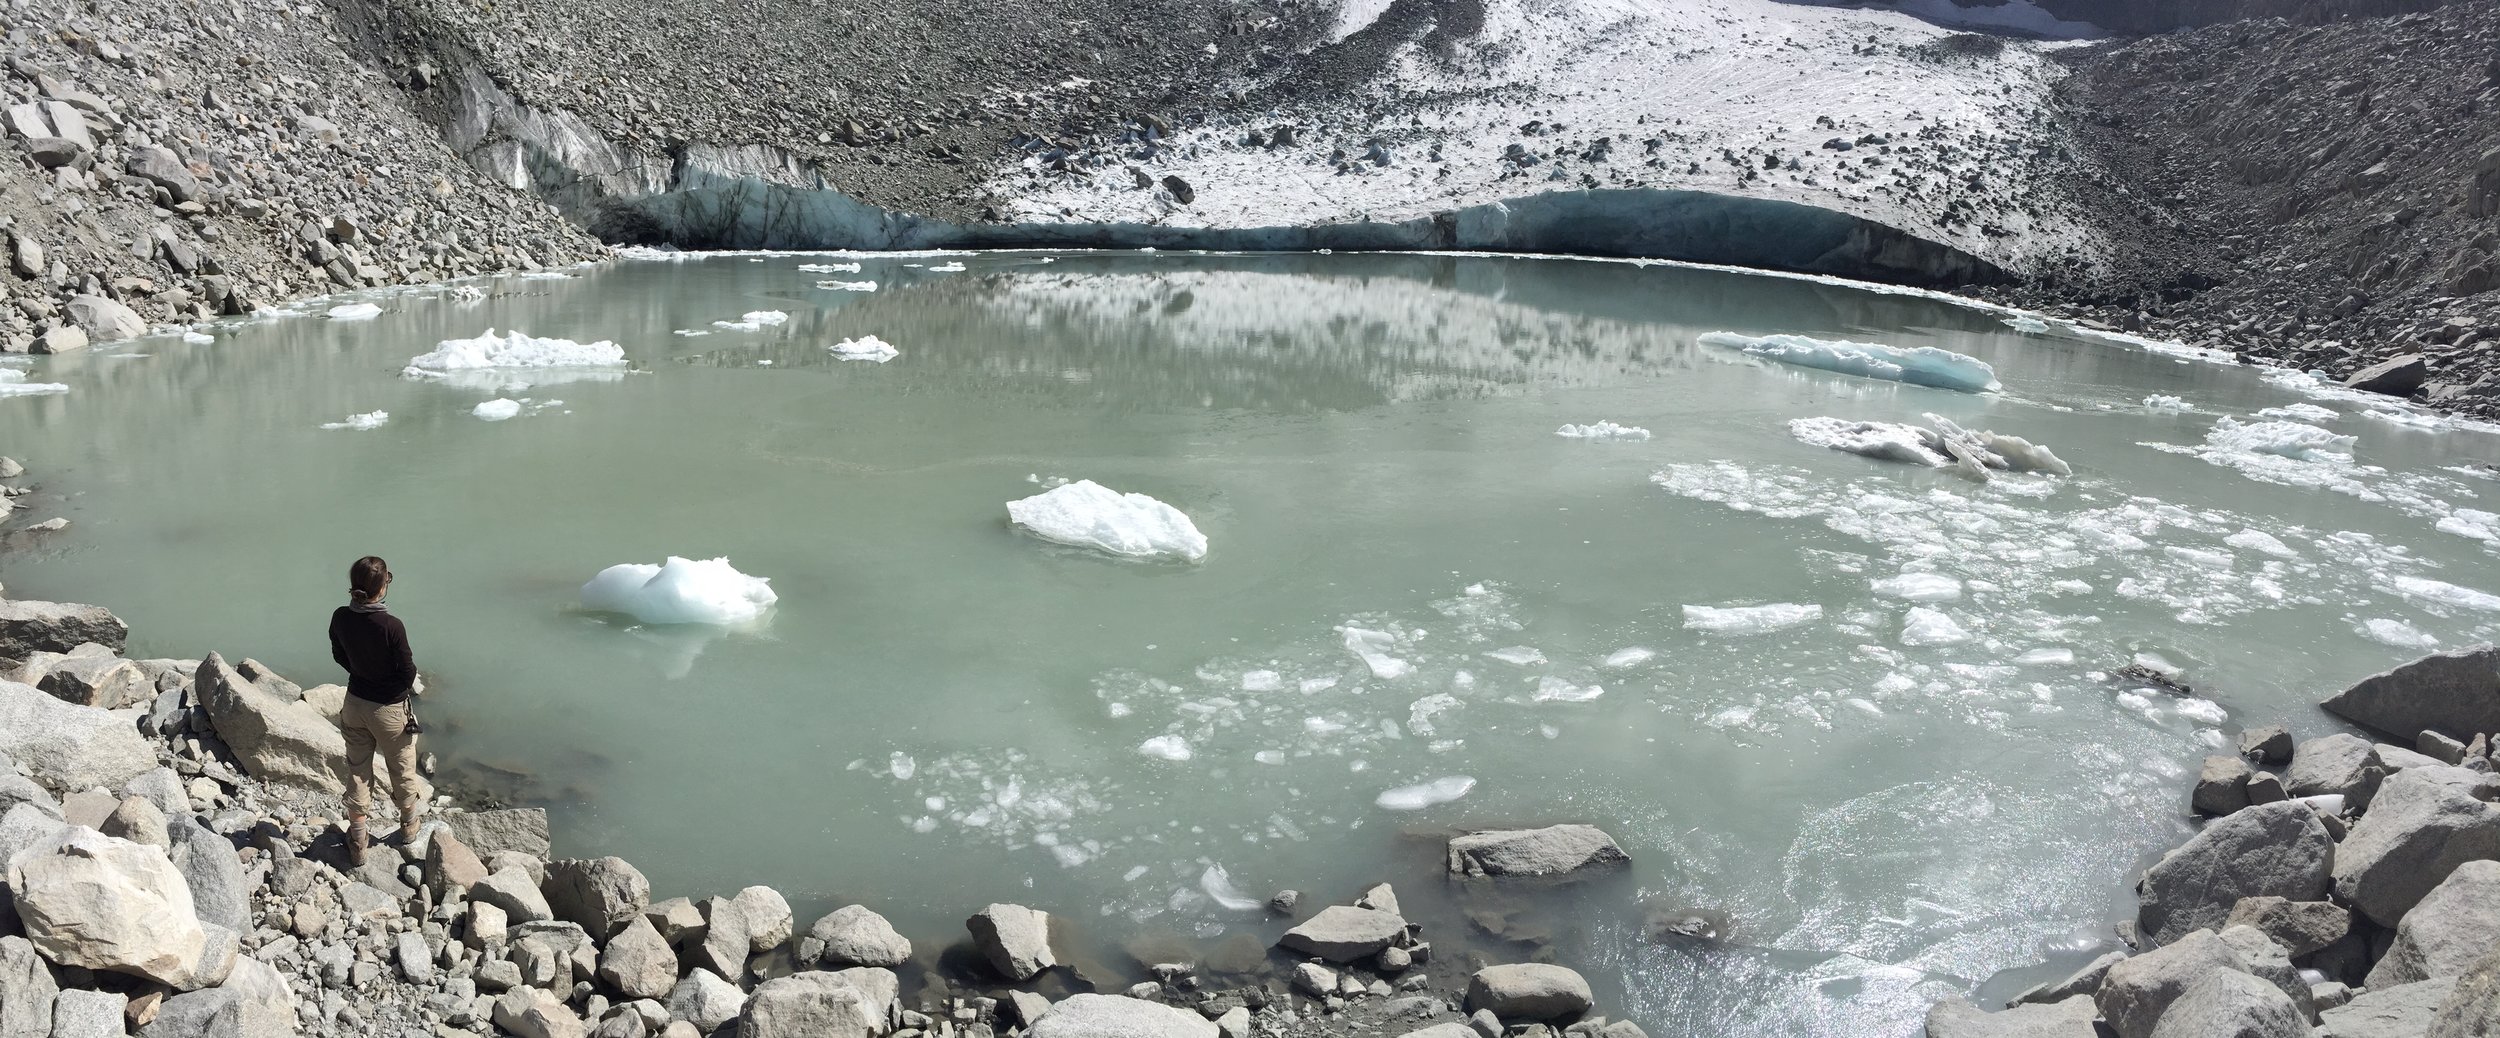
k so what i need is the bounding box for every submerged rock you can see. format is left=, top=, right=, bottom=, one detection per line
left=1446, top=824, right=1630, bottom=877
left=2321, top=645, right=2500, bottom=744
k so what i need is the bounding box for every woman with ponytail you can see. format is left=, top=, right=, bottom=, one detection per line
left=327, top=555, right=422, bottom=865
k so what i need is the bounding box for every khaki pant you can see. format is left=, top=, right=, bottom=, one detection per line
left=340, top=695, right=420, bottom=823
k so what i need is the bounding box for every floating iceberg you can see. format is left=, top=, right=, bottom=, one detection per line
left=2255, top=402, right=2338, bottom=422
left=1375, top=776, right=1475, bottom=810
left=1137, top=735, right=1194, bottom=762
left=713, top=310, right=789, bottom=332
left=1899, top=607, right=1973, bottom=646
left=2386, top=575, right=2500, bottom=612
left=2143, top=395, right=2189, bottom=412
left=1787, top=414, right=2068, bottom=481
left=1682, top=603, right=1822, bottom=635
left=1601, top=647, right=1657, bottom=669
left=580, top=556, right=778, bottom=625
left=1198, top=864, right=1263, bottom=911
left=403, top=329, right=627, bottom=381
left=1340, top=626, right=1411, bottom=679
left=0, top=369, right=68, bottom=396
left=2357, top=618, right=2438, bottom=649
left=1533, top=676, right=1606, bottom=702
left=817, top=280, right=879, bottom=292
left=1005, top=479, right=1208, bottom=561
left=830, top=335, right=900, bottom=362
left=319, top=410, right=390, bottom=431
left=1700, top=331, right=2001, bottom=393
left=1556, top=421, right=1652, bottom=441
left=472, top=399, right=522, bottom=421
left=2002, top=316, right=2052, bottom=335
left=181, top=330, right=214, bottom=345
left=327, top=302, right=382, bottom=320
left=797, top=262, right=862, bottom=273
left=1871, top=573, right=1962, bottom=603
left=2205, top=418, right=2356, bottom=462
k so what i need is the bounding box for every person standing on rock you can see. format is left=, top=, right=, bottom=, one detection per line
left=328, top=555, right=422, bottom=865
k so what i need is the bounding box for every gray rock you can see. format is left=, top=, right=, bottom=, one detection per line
left=61, top=296, right=144, bottom=344
left=0, top=936, right=59, bottom=1038
left=967, top=903, right=1054, bottom=981
left=2137, top=801, right=2334, bottom=947
left=124, top=146, right=201, bottom=204
left=444, top=808, right=551, bottom=859
left=2429, top=945, right=2500, bottom=1037
left=2246, top=772, right=2288, bottom=804
left=1278, top=905, right=1405, bottom=963
left=2223, top=897, right=2349, bottom=957
left=1925, top=995, right=2098, bottom=1037
left=424, top=827, right=489, bottom=897
left=46, top=988, right=123, bottom=1038
left=2367, top=859, right=2500, bottom=987
left=470, top=867, right=554, bottom=925
left=8, top=828, right=214, bottom=988
left=665, top=969, right=745, bottom=1032
left=545, top=856, right=650, bottom=939
left=597, top=916, right=678, bottom=1001
left=2322, top=645, right=2500, bottom=745
left=2012, top=951, right=2125, bottom=1007
left=2196, top=755, right=2253, bottom=815
left=733, top=970, right=887, bottom=1038
left=2345, top=355, right=2430, bottom=397
left=119, top=768, right=185, bottom=821
left=2420, top=730, right=2470, bottom=766
left=31, top=326, right=85, bottom=356
left=1398, top=1027, right=1478, bottom=1038
left=0, top=804, right=65, bottom=870
left=2287, top=734, right=2386, bottom=809
left=2095, top=929, right=2249, bottom=1038
left=1007, top=991, right=1054, bottom=1027
left=166, top=816, right=248, bottom=931
left=643, top=897, right=705, bottom=947
left=33, top=655, right=149, bottom=709
left=100, top=794, right=167, bottom=849
left=0, top=602, right=125, bottom=658
left=1446, top=825, right=1630, bottom=877
left=395, top=930, right=433, bottom=984
left=1291, top=962, right=1337, bottom=998
left=727, top=886, right=791, bottom=953
left=2333, top=765, right=2500, bottom=927
left=1027, top=994, right=1216, bottom=1038
left=2147, top=969, right=2305, bottom=1038
left=191, top=653, right=343, bottom=794
left=493, top=988, right=586, bottom=1038
left=0, top=681, right=153, bottom=792
left=1464, top=964, right=1592, bottom=1021
left=2240, top=726, right=2295, bottom=765
left=2214, top=925, right=2317, bottom=1020
left=136, top=956, right=295, bottom=1036
left=2378, top=743, right=2449, bottom=772
left=2321, top=978, right=2458, bottom=1038
left=803, top=905, right=911, bottom=968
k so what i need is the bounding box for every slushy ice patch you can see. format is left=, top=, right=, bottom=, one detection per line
left=580, top=556, right=779, bottom=625
left=1700, top=332, right=2000, bottom=393
left=1006, top=480, right=1208, bottom=561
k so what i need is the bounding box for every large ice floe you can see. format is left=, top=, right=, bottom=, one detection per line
left=1683, top=603, right=1823, bottom=635
left=1005, top=480, right=1209, bottom=561
left=580, top=556, right=778, bottom=625
left=830, top=335, right=900, bottom=362
left=1700, top=331, right=2000, bottom=393
left=0, top=369, right=68, bottom=396
left=1788, top=413, right=2070, bottom=482
left=402, top=329, right=629, bottom=389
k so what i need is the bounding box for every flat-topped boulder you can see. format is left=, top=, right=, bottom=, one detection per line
left=0, top=600, right=127, bottom=657
left=1278, top=905, right=1405, bottom=963
left=444, top=807, right=552, bottom=859
left=1027, top=994, right=1216, bottom=1038
left=1466, top=964, right=1593, bottom=1021
left=192, top=653, right=344, bottom=794
left=1446, top=824, right=1630, bottom=877
left=2322, top=645, right=2500, bottom=742
left=1926, top=994, right=2098, bottom=1037
left=0, top=680, right=155, bottom=792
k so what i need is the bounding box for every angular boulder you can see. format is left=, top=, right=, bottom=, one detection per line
left=1027, top=994, right=1217, bottom=1038
left=2345, top=354, right=2430, bottom=397
left=138, top=956, right=296, bottom=1036
left=7, top=828, right=210, bottom=987
left=470, top=867, right=554, bottom=925
left=61, top=296, right=145, bottom=344
left=968, top=903, right=1054, bottom=981
left=666, top=969, right=746, bottom=1032
left=2367, top=859, right=2500, bottom=987
left=1447, top=824, right=1630, bottom=877
left=493, top=988, right=585, bottom=1038
left=1467, top=964, right=1592, bottom=1021
left=0, top=936, right=59, bottom=1038
left=123, top=146, right=200, bottom=204
left=597, top=917, right=678, bottom=1001
left=167, top=816, right=248, bottom=931
left=2239, top=724, right=2294, bottom=765
left=2321, top=978, right=2458, bottom=1038
left=2194, top=755, right=2252, bottom=816
left=51, top=989, right=127, bottom=1038
left=2137, top=801, right=2334, bottom=947
left=2286, top=734, right=2386, bottom=808
left=2011, top=951, right=2125, bottom=1007
left=423, top=828, right=489, bottom=897
left=2333, top=766, right=2500, bottom=926
left=733, top=970, right=886, bottom=1038
left=444, top=807, right=552, bottom=859
left=0, top=600, right=127, bottom=657
left=2222, top=897, right=2349, bottom=957
left=2145, top=969, right=2304, bottom=1038
left=545, top=856, right=650, bottom=939
left=192, top=653, right=344, bottom=794
left=0, top=681, right=154, bottom=792
left=1278, top=905, right=1405, bottom=963
left=30, top=655, right=150, bottom=709
left=2323, top=645, right=2500, bottom=745
left=2095, top=929, right=2249, bottom=1038
left=2430, top=945, right=2500, bottom=1037
left=1924, top=995, right=2098, bottom=1038
left=803, top=905, right=912, bottom=968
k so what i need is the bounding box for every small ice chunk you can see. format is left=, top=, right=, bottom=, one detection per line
left=1601, top=647, right=1657, bottom=669
left=1198, top=864, right=1262, bottom=911
left=2224, top=529, right=2298, bottom=558
left=2143, top=395, right=2189, bottom=412
left=2256, top=402, right=2339, bottom=422
left=1871, top=573, right=1963, bottom=603
left=797, top=262, right=862, bottom=273
left=1138, top=735, right=1193, bottom=762
left=1240, top=670, right=1283, bottom=692
left=929, top=262, right=967, bottom=272
left=2206, top=418, right=2357, bottom=462
left=1407, top=693, right=1460, bottom=735
left=319, top=410, right=390, bottom=431
left=579, top=556, right=778, bottom=625
left=1533, top=676, right=1605, bottom=703
left=327, top=302, right=382, bottom=320
left=2175, top=698, right=2228, bottom=726
left=1900, top=607, right=1973, bottom=647
left=1682, top=603, right=1822, bottom=635
left=889, top=753, right=916, bottom=780
left=2014, top=647, right=2076, bottom=666
left=472, top=398, right=522, bottom=421
left=2357, top=618, right=2439, bottom=649
left=1484, top=646, right=1547, bottom=667
left=711, top=310, right=789, bottom=332
left=1555, top=421, right=1651, bottom=441
left=829, top=335, right=899, bottom=362
left=404, top=329, right=627, bottom=377
left=1699, top=331, right=2000, bottom=393
left=817, top=280, right=879, bottom=292
left=2437, top=515, right=2499, bottom=541
left=1006, top=480, right=1208, bottom=561
left=1789, top=417, right=1948, bottom=466
left=1374, top=776, right=1475, bottom=811
left=1341, top=627, right=1411, bottom=680
left=0, top=369, right=69, bottom=396
left=2004, top=316, right=2052, bottom=334
left=2388, top=575, right=2500, bottom=612
left=181, top=331, right=214, bottom=345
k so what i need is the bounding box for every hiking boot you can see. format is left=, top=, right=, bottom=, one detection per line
left=396, top=809, right=422, bottom=845
left=345, top=818, right=368, bottom=867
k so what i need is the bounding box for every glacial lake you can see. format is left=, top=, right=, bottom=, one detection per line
left=6, top=250, right=2500, bottom=1035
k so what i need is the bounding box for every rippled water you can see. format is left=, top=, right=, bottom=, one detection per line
left=6, top=251, right=2499, bottom=1035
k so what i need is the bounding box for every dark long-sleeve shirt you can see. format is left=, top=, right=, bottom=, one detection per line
left=329, top=605, right=416, bottom=705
